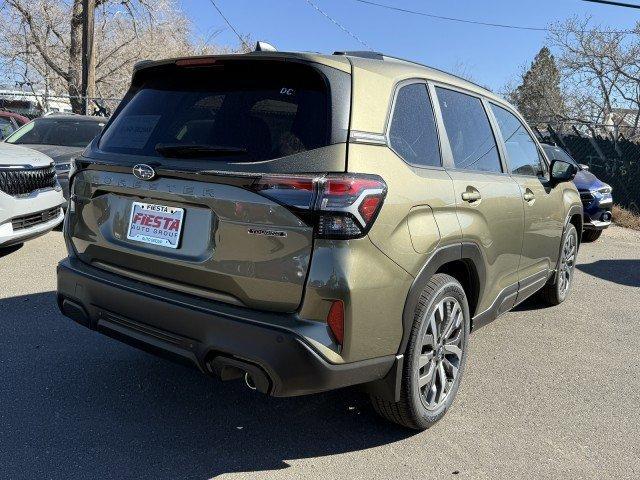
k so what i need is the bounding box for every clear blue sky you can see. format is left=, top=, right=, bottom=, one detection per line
left=179, top=0, right=638, bottom=92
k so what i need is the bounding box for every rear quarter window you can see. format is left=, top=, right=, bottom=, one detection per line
left=388, top=83, right=441, bottom=168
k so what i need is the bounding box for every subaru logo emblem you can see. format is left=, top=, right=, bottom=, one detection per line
left=133, top=164, right=155, bottom=181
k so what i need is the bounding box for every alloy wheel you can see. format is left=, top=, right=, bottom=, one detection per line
left=417, top=297, right=464, bottom=410
left=558, top=231, right=577, bottom=295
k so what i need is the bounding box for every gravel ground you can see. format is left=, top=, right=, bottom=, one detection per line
left=1, top=226, right=639, bottom=480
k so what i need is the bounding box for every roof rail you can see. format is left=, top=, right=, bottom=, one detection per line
left=382, top=54, right=492, bottom=92
left=332, top=50, right=492, bottom=92
left=333, top=51, right=384, bottom=60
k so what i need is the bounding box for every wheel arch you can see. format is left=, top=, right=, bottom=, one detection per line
left=568, top=208, right=583, bottom=249
left=549, top=205, right=583, bottom=283
left=397, top=242, right=486, bottom=355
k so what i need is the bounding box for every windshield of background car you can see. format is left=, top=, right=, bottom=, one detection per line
left=6, top=119, right=105, bottom=147
left=543, top=145, right=578, bottom=167
left=98, top=61, right=331, bottom=162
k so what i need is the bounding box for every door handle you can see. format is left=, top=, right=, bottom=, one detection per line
left=461, top=190, right=481, bottom=203
left=523, top=190, right=535, bottom=202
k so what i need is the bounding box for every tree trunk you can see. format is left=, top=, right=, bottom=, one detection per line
left=83, top=0, right=96, bottom=114
left=68, top=0, right=84, bottom=113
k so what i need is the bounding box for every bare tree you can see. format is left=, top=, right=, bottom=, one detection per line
left=548, top=17, right=640, bottom=138
left=449, top=59, right=478, bottom=84
left=0, top=0, right=249, bottom=113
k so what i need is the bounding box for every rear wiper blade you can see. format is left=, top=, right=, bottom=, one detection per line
left=155, top=143, right=247, bottom=158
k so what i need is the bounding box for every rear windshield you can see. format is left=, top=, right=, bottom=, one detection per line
left=99, top=61, right=331, bottom=161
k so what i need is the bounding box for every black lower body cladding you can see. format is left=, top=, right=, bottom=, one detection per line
left=56, top=257, right=394, bottom=397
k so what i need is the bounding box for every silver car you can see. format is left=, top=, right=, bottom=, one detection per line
left=0, top=142, right=65, bottom=248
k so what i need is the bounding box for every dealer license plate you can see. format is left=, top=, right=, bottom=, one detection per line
left=126, top=202, right=184, bottom=249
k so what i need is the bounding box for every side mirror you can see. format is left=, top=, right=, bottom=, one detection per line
left=550, top=159, right=578, bottom=185
left=579, top=164, right=589, bottom=171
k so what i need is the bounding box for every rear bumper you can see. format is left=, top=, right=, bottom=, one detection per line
left=56, top=257, right=394, bottom=397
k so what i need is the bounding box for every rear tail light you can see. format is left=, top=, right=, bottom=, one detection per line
left=252, top=174, right=387, bottom=239
left=327, top=300, right=345, bottom=346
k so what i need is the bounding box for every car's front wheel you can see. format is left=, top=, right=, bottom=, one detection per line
left=540, top=223, right=578, bottom=305
left=371, top=273, right=470, bottom=430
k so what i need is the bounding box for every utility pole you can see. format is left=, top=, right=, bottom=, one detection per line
left=81, top=0, right=96, bottom=115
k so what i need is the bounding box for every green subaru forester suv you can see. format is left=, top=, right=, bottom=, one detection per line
left=57, top=49, right=582, bottom=429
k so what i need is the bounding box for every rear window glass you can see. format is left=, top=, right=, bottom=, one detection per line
left=99, top=62, right=330, bottom=161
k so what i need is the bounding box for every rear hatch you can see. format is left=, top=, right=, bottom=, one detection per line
left=68, top=56, right=351, bottom=312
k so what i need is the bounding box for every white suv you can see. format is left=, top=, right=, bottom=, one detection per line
left=0, top=142, right=64, bottom=248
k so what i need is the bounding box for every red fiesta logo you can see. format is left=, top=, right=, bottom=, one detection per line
left=131, top=212, right=180, bottom=231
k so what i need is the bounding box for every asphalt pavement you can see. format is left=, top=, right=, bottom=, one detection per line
left=1, top=226, right=639, bottom=479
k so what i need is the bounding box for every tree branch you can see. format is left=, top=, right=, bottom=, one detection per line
left=6, top=0, right=70, bottom=82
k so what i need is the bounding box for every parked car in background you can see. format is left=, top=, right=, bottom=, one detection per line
left=57, top=50, right=582, bottom=430
left=0, top=142, right=65, bottom=249
left=0, top=110, right=29, bottom=140
left=5, top=114, right=107, bottom=201
left=542, top=144, right=612, bottom=242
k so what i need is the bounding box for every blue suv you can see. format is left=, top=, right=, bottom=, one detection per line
left=542, top=144, right=612, bottom=242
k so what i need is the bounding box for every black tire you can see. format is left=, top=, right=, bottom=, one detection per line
left=539, top=223, right=578, bottom=306
left=581, top=229, right=602, bottom=243
left=371, top=273, right=470, bottom=430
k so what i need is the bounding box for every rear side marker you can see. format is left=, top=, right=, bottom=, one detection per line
left=327, top=300, right=345, bottom=346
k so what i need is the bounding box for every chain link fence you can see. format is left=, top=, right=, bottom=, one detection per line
left=536, top=125, right=640, bottom=213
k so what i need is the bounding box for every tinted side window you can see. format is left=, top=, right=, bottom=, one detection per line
left=388, top=83, right=441, bottom=167
left=491, top=104, right=544, bottom=176
left=435, top=87, right=501, bottom=173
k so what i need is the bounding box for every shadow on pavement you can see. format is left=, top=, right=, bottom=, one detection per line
left=514, top=258, right=640, bottom=313
left=0, top=292, right=414, bottom=480
left=576, top=259, right=640, bottom=287
left=0, top=243, right=23, bottom=258
left=512, top=295, right=548, bottom=312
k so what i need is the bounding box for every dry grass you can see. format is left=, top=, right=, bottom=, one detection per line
left=612, top=204, right=640, bottom=231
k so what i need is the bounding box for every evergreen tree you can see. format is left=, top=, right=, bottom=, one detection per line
left=509, top=47, right=566, bottom=126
